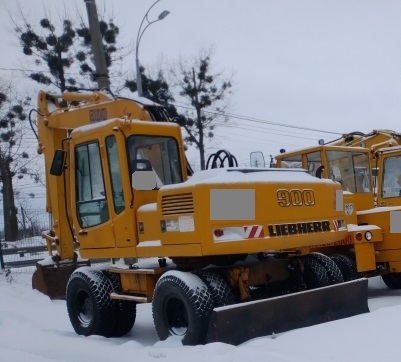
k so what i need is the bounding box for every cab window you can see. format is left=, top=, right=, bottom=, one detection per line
left=75, top=141, right=109, bottom=227
left=327, top=151, right=371, bottom=193
left=306, top=152, right=323, bottom=177
left=106, top=136, right=125, bottom=214
left=279, top=154, right=302, bottom=169
left=127, top=135, right=182, bottom=188
left=382, top=156, right=401, bottom=198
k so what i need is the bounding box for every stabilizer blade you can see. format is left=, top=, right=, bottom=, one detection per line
left=206, top=278, right=369, bottom=345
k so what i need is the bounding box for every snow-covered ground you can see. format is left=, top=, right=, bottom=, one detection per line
left=0, top=271, right=400, bottom=362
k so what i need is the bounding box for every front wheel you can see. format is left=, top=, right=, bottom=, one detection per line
left=152, top=271, right=214, bottom=345
left=66, top=268, right=116, bottom=337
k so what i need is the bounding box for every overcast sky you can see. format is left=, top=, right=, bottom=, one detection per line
left=2, top=0, right=401, bottom=169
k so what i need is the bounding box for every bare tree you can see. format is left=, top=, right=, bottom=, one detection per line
left=171, top=48, right=234, bottom=170
left=11, top=5, right=122, bottom=92
left=0, top=80, right=32, bottom=241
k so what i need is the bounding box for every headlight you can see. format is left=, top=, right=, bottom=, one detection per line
left=365, top=231, right=373, bottom=241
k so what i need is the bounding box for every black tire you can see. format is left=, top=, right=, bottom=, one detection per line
left=66, top=267, right=116, bottom=337
left=104, top=271, right=137, bottom=337
left=303, top=255, right=331, bottom=289
left=382, top=273, right=401, bottom=289
left=330, top=254, right=359, bottom=281
left=195, top=270, right=235, bottom=307
left=310, top=252, right=344, bottom=284
left=152, top=271, right=214, bottom=345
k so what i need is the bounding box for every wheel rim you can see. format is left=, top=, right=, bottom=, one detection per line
left=164, top=294, right=188, bottom=336
left=76, top=289, right=94, bottom=327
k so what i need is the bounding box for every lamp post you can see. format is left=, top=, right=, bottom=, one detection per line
left=135, top=0, right=170, bottom=97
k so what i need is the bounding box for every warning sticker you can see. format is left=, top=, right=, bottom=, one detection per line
left=165, top=220, right=179, bottom=232
left=179, top=215, right=195, bottom=232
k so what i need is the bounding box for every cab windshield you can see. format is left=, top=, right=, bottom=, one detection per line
left=326, top=150, right=371, bottom=193
left=127, top=135, right=183, bottom=188
left=279, top=149, right=371, bottom=193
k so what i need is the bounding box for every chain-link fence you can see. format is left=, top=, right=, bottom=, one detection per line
left=0, top=208, right=51, bottom=273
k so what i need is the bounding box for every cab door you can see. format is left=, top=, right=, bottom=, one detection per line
left=72, top=137, right=116, bottom=249
left=104, top=135, right=136, bottom=248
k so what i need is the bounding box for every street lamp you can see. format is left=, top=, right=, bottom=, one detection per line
left=135, top=0, right=170, bottom=97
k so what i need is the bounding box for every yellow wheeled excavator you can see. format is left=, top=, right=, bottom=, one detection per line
left=32, top=90, right=373, bottom=345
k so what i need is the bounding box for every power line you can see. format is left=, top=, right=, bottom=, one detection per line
left=173, top=101, right=342, bottom=136
left=220, top=124, right=322, bottom=142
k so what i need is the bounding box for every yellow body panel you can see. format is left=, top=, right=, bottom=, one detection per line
left=357, top=207, right=401, bottom=254
left=355, top=243, right=376, bottom=272
left=134, top=170, right=350, bottom=257
left=388, top=261, right=401, bottom=273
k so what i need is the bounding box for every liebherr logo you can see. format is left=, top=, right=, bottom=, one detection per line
left=268, top=221, right=331, bottom=237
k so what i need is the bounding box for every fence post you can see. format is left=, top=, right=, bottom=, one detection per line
left=0, top=244, right=4, bottom=269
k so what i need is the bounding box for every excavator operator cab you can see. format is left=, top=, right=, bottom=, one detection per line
left=61, top=118, right=188, bottom=252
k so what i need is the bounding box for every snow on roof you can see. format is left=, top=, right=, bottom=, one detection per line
left=168, top=167, right=334, bottom=188
left=70, top=116, right=178, bottom=136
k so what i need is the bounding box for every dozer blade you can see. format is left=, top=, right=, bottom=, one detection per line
left=32, top=259, right=90, bottom=299
left=206, top=278, right=369, bottom=345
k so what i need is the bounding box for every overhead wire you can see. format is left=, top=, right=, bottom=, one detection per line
left=172, top=101, right=342, bottom=136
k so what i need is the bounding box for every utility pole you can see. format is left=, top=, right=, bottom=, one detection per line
left=84, top=0, right=110, bottom=90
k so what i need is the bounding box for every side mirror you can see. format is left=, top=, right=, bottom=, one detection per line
left=50, top=150, right=66, bottom=176
left=250, top=151, right=265, bottom=168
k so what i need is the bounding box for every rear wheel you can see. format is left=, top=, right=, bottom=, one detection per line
left=152, top=271, right=214, bottom=345
left=310, top=252, right=344, bottom=284
left=195, top=270, right=235, bottom=307
left=331, top=254, right=359, bottom=281
left=303, top=255, right=330, bottom=289
left=382, top=273, right=401, bottom=289
left=66, top=268, right=116, bottom=337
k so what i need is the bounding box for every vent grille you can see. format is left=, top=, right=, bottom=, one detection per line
left=161, top=193, right=194, bottom=216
